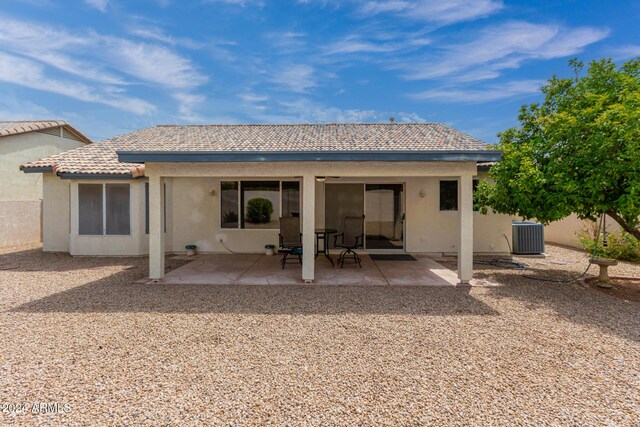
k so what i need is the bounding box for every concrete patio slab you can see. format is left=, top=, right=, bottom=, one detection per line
left=315, top=254, right=388, bottom=286
left=157, top=253, right=458, bottom=286
left=157, top=254, right=261, bottom=285
left=235, top=254, right=301, bottom=285
left=374, top=255, right=459, bottom=286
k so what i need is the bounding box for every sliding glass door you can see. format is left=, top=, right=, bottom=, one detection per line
left=324, top=182, right=405, bottom=252
left=365, top=184, right=404, bottom=251
left=324, top=183, right=365, bottom=249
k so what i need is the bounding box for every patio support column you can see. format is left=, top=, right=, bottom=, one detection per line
left=149, top=174, right=165, bottom=280
left=458, top=174, right=473, bottom=284
left=302, top=174, right=315, bottom=282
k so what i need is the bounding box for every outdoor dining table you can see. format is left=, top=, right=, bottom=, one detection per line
left=315, top=228, right=337, bottom=267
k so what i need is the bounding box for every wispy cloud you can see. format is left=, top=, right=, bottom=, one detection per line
left=0, top=14, right=207, bottom=118
left=270, top=64, right=316, bottom=93
left=402, top=22, right=609, bottom=81
left=239, top=92, right=269, bottom=103
left=359, top=0, right=503, bottom=24
left=202, top=0, right=264, bottom=6
left=104, top=38, right=207, bottom=89
left=127, top=26, right=203, bottom=49
left=265, top=31, right=306, bottom=53
left=410, top=80, right=544, bottom=103
left=255, top=97, right=427, bottom=124
left=0, top=95, right=53, bottom=121
left=173, top=92, right=207, bottom=122
left=84, top=0, right=108, bottom=12
left=323, top=36, right=404, bottom=55
left=0, top=51, right=155, bottom=114
left=611, top=44, right=640, bottom=60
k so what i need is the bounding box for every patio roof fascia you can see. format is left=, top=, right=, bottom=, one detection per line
left=117, top=150, right=502, bottom=164
left=22, top=167, right=53, bottom=173
left=58, top=173, right=140, bottom=180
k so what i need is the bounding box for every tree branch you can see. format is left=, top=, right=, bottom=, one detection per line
left=606, top=210, right=640, bottom=241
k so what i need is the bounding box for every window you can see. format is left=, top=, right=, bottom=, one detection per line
left=79, top=184, right=103, bottom=235
left=281, top=181, right=300, bottom=218
left=221, top=180, right=299, bottom=229
left=144, top=183, right=167, bottom=234
left=221, top=181, right=239, bottom=229
left=439, top=180, right=458, bottom=211
left=106, top=184, right=131, bottom=235
left=241, top=181, right=280, bottom=229
left=79, top=183, right=130, bottom=235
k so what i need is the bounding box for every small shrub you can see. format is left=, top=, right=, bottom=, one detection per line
left=604, top=232, right=640, bottom=261
left=579, top=231, right=640, bottom=262
left=246, top=198, right=273, bottom=224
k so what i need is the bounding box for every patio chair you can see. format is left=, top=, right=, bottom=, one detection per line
left=279, top=217, right=302, bottom=268
left=334, top=216, right=364, bottom=268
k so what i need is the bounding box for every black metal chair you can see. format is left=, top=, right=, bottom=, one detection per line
left=334, top=216, right=364, bottom=268
left=279, top=217, right=302, bottom=268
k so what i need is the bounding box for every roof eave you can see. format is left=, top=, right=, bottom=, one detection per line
left=117, top=150, right=503, bottom=163
left=58, top=173, right=138, bottom=180
left=21, top=167, right=53, bottom=173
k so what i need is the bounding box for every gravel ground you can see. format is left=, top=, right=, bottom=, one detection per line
left=1, top=243, right=639, bottom=426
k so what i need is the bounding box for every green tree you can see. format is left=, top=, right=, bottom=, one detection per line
left=476, top=58, right=640, bottom=240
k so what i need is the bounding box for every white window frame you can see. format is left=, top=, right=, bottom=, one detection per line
left=78, top=183, right=132, bottom=236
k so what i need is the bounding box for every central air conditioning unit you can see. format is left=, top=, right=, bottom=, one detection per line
left=512, top=221, right=545, bottom=255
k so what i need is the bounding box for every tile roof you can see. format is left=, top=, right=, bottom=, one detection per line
left=21, top=123, right=494, bottom=176
left=0, top=120, right=92, bottom=143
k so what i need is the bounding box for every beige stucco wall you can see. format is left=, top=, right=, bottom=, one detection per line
left=166, top=173, right=511, bottom=255
left=68, top=180, right=149, bottom=256
left=40, top=161, right=512, bottom=256
left=0, top=131, right=84, bottom=201
left=0, top=200, right=41, bottom=247
left=0, top=130, right=84, bottom=247
left=42, top=174, right=70, bottom=252
left=545, top=213, right=621, bottom=248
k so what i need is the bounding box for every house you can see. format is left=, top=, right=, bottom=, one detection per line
left=1, top=120, right=91, bottom=247
left=21, top=123, right=509, bottom=283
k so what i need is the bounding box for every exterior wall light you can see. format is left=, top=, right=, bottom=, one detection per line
left=316, top=177, right=326, bottom=182
left=419, top=190, right=426, bottom=198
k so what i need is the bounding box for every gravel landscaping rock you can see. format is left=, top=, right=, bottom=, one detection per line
left=1, top=243, right=639, bottom=426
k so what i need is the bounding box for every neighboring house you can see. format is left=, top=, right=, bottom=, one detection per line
left=21, top=123, right=509, bottom=283
left=0, top=121, right=91, bottom=247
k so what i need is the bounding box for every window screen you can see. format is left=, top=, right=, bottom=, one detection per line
left=105, top=184, right=130, bottom=235
left=439, top=180, right=458, bottom=211
left=221, top=181, right=239, bottom=229
left=241, top=181, right=279, bottom=229
left=78, top=184, right=103, bottom=235
left=281, top=181, right=300, bottom=218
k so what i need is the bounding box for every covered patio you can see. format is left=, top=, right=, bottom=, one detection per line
left=154, top=253, right=460, bottom=286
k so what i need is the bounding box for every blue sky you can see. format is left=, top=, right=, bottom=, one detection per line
left=1, top=0, right=638, bottom=142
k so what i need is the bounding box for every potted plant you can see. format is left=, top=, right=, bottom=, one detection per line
left=265, top=244, right=276, bottom=256
left=185, top=244, right=197, bottom=257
